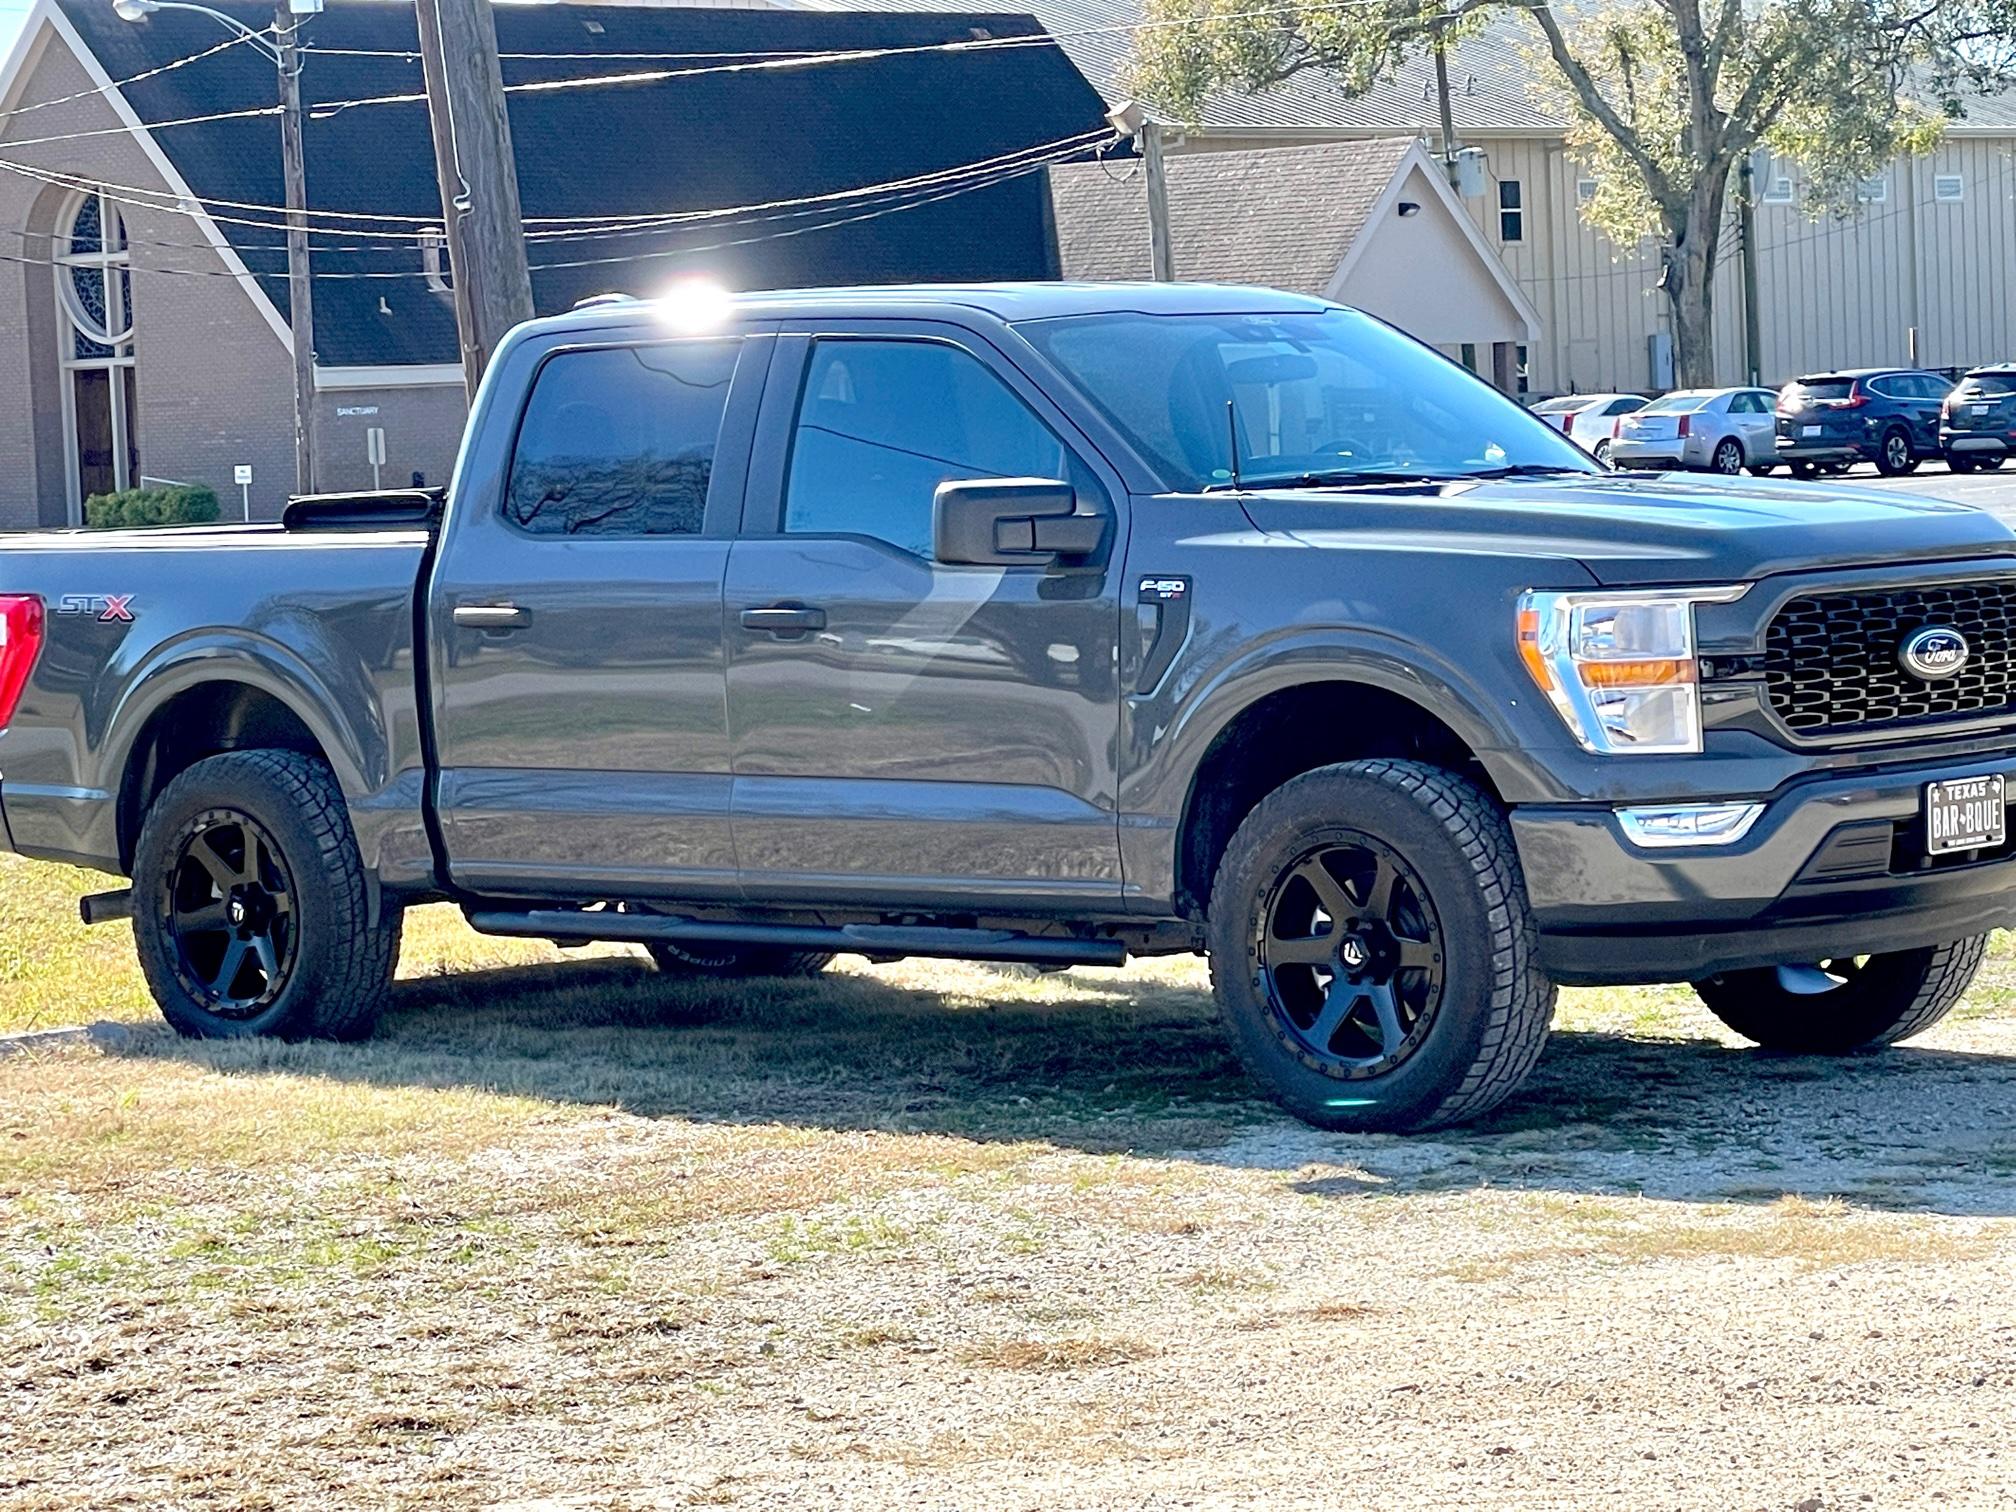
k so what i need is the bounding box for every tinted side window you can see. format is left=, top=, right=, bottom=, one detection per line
left=784, top=339, right=1082, bottom=557
left=504, top=341, right=738, bottom=536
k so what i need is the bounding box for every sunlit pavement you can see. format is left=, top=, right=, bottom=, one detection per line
left=1846, top=461, right=2016, bottom=521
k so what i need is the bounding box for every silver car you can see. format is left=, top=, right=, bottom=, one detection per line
left=1610, top=387, right=1780, bottom=475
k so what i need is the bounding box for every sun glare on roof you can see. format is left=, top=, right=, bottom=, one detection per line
left=655, top=278, right=733, bottom=332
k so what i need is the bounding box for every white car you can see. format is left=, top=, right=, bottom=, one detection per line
left=1609, top=387, right=1780, bottom=474
left=1530, top=392, right=1649, bottom=463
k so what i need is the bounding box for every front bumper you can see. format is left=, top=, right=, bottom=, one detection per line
left=1512, top=751, right=2016, bottom=984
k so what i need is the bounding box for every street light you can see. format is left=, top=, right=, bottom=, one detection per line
left=116, top=0, right=324, bottom=501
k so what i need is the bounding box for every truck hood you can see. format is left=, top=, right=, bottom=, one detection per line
left=1239, top=471, right=2016, bottom=586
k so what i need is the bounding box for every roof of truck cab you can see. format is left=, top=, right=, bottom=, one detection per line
left=548, top=281, right=1341, bottom=335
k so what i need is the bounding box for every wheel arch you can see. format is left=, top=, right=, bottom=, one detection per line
left=107, top=645, right=377, bottom=871
left=1170, top=675, right=1506, bottom=920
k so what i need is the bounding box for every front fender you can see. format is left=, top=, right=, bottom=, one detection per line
left=1117, top=626, right=1572, bottom=916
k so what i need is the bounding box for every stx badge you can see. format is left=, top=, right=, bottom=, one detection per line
left=56, top=593, right=135, bottom=623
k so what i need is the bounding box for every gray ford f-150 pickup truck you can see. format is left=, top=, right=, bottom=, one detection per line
left=4, top=283, right=2015, bottom=1131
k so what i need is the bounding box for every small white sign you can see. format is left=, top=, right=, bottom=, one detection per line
left=366, top=428, right=387, bottom=466
left=233, top=464, right=253, bottom=486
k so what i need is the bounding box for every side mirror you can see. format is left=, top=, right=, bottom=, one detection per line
left=933, top=478, right=1107, bottom=567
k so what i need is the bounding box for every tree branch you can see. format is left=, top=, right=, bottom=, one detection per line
left=1524, top=2, right=1676, bottom=204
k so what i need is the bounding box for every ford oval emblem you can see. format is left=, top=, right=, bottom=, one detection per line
left=1900, top=626, right=1970, bottom=680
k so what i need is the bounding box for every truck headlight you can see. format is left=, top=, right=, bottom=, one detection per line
left=1516, top=586, right=1748, bottom=755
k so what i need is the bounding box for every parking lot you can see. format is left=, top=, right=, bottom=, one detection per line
left=1856, top=462, right=2016, bottom=518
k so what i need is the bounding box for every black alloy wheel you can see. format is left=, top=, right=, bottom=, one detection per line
left=1259, top=839, right=1444, bottom=1077
left=161, top=810, right=299, bottom=1017
left=132, top=749, right=402, bottom=1041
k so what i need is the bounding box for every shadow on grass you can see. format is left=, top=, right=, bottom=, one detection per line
left=94, top=953, right=2016, bottom=1213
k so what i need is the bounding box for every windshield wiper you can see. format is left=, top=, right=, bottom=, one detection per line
left=1450, top=463, right=1598, bottom=480
left=1213, top=469, right=1450, bottom=491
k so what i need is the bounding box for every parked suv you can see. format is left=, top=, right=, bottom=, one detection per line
left=1941, top=366, right=2016, bottom=471
left=5, top=284, right=2016, bottom=1136
left=1775, top=368, right=1950, bottom=477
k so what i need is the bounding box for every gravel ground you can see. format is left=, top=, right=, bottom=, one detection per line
left=3, top=943, right=2016, bottom=1511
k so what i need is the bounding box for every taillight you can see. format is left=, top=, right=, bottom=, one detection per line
left=1942, top=396, right=1953, bottom=419
left=1612, top=417, right=1624, bottom=438
left=1677, top=415, right=1692, bottom=438
left=0, top=595, right=44, bottom=731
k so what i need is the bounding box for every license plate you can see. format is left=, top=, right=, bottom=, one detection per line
left=1802, top=424, right=1821, bottom=436
left=1926, top=774, right=2007, bottom=856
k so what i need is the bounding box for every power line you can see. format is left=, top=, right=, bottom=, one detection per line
left=0, top=26, right=256, bottom=127
left=0, top=125, right=1114, bottom=244
left=0, top=0, right=1404, bottom=154
left=0, top=130, right=1115, bottom=281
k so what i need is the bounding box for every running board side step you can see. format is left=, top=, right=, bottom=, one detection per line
left=464, top=909, right=1129, bottom=968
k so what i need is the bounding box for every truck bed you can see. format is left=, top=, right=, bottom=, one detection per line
left=0, top=522, right=435, bottom=888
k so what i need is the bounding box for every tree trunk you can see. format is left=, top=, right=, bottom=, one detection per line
left=1661, top=169, right=1730, bottom=388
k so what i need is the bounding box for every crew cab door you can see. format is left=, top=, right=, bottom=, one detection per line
left=723, top=323, right=1127, bottom=910
left=425, top=328, right=771, bottom=899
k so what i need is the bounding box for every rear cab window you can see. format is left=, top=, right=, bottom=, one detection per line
left=505, top=341, right=741, bottom=537
left=1959, top=371, right=2016, bottom=399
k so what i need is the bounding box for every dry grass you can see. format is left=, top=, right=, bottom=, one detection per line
left=5, top=852, right=2016, bottom=1508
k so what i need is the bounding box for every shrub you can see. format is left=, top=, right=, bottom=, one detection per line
left=83, top=484, right=222, bottom=530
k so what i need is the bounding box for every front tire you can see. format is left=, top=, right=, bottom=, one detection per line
left=1207, top=760, right=1555, bottom=1132
left=1693, top=938, right=1986, bottom=1053
left=132, top=750, right=402, bottom=1041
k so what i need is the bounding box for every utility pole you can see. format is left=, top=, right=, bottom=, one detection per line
left=413, top=0, right=535, bottom=401
left=1433, top=25, right=1460, bottom=189
left=1737, top=156, right=1763, bottom=388
left=275, top=6, right=317, bottom=496
left=1141, top=120, right=1174, bottom=282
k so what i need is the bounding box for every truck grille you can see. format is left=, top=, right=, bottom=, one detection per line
left=1763, top=581, right=2016, bottom=735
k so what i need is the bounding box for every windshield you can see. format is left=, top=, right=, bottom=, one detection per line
left=1015, top=308, right=1596, bottom=490
left=1786, top=378, right=1855, bottom=403
left=1641, top=391, right=1714, bottom=414
left=1531, top=396, right=1588, bottom=414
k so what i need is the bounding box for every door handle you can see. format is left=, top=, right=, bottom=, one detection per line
left=740, top=605, right=827, bottom=638
left=453, top=603, right=531, bottom=630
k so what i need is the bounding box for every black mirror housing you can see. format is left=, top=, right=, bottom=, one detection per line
left=933, top=478, right=1106, bottom=567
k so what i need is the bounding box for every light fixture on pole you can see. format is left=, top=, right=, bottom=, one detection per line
left=115, top=0, right=324, bottom=503
left=1104, top=99, right=1173, bottom=283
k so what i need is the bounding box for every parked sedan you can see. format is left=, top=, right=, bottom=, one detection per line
left=1531, top=392, right=1650, bottom=463
left=1774, top=368, right=1950, bottom=476
left=1940, top=366, right=2016, bottom=471
left=1610, top=387, right=1778, bottom=474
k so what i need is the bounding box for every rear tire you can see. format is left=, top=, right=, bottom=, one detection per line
left=646, top=941, right=833, bottom=979
left=1788, top=460, right=1818, bottom=479
left=132, top=750, right=401, bottom=1041
left=1712, top=439, right=1744, bottom=474
left=1875, top=426, right=1918, bottom=476
left=1692, top=938, right=1986, bottom=1053
left=1206, top=760, right=1555, bottom=1132
left=1592, top=440, right=1613, bottom=465
left=1947, top=453, right=1980, bottom=473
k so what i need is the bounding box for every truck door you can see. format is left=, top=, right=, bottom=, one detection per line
left=425, top=330, right=770, bottom=899
left=723, top=325, right=1127, bottom=910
